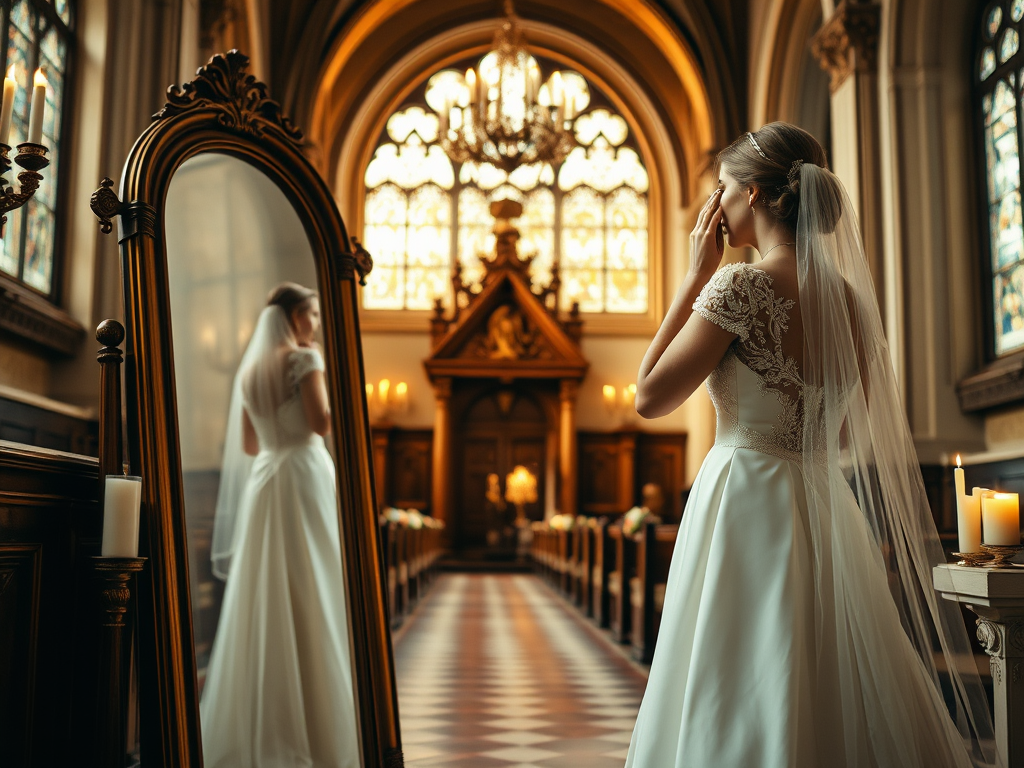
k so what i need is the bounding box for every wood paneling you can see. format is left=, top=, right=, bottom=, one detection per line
left=0, top=440, right=101, bottom=767
left=0, top=395, right=97, bottom=456
left=635, top=434, right=687, bottom=522
left=578, top=432, right=687, bottom=520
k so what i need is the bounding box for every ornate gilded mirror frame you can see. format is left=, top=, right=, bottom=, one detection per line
left=92, top=51, right=400, bottom=767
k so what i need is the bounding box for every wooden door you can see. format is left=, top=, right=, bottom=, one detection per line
left=454, top=390, right=548, bottom=556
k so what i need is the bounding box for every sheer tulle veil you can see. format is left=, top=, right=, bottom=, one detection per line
left=796, top=162, right=998, bottom=765
left=211, top=304, right=295, bottom=579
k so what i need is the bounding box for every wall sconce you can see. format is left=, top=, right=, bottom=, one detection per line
left=603, top=383, right=637, bottom=415
left=366, top=378, right=409, bottom=422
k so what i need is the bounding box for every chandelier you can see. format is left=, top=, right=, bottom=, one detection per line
left=427, top=1, right=589, bottom=174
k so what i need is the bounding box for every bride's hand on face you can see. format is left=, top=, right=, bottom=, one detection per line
left=689, top=188, right=725, bottom=281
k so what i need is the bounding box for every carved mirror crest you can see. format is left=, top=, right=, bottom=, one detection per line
left=93, top=51, right=401, bottom=767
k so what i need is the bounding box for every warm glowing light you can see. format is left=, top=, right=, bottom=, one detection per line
left=602, top=384, right=616, bottom=400
left=33, top=69, right=46, bottom=88
left=366, top=383, right=374, bottom=398
left=6, top=65, right=14, bottom=80
left=956, top=454, right=962, bottom=468
left=199, top=326, right=216, bottom=349
left=378, top=378, right=391, bottom=402
left=396, top=381, right=408, bottom=396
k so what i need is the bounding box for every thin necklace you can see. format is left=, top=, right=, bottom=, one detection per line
left=760, top=241, right=795, bottom=259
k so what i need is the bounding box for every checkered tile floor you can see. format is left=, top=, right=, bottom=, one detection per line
left=393, top=573, right=647, bottom=767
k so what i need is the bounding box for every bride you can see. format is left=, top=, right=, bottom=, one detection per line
left=200, top=282, right=359, bottom=768
left=626, top=124, right=996, bottom=767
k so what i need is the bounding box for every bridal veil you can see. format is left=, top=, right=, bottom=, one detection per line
left=797, top=162, right=998, bottom=766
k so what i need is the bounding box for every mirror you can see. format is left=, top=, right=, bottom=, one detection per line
left=98, top=51, right=400, bottom=767
left=164, top=153, right=360, bottom=764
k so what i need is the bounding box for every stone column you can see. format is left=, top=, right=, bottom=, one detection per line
left=559, top=379, right=579, bottom=515
left=431, top=377, right=452, bottom=532
left=812, top=1, right=884, bottom=302
left=933, top=564, right=1024, bottom=768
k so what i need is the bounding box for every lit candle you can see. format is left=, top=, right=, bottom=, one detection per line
left=27, top=68, right=45, bottom=145
left=101, top=475, right=142, bottom=557
left=378, top=378, right=390, bottom=405
left=395, top=381, right=408, bottom=410
left=959, top=486, right=983, bottom=554
left=621, top=383, right=637, bottom=409
left=982, top=492, right=1020, bottom=545
left=0, top=65, right=16, bottom=147
left=602, top=384, right=616, bottom=409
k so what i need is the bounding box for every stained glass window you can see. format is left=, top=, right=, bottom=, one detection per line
left=362, top=58, right=650, bottom=314
left=979, top=2, right=1024, bottom=354
left=0, top=0, right=72, bottom=297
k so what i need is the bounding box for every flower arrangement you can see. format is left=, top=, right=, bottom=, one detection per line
left=548, top=513, right=575, bottom=531
left=622, top=505, right=661, bottom=536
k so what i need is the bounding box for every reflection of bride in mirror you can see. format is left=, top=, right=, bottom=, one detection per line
left=200, top=282, right=359, bottom=768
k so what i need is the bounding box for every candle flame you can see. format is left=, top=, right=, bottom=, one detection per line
left=993, top=492, right=1017, bottom=499
left=33, top=68, right=46, bottom=88
left=956, top=453, right=962, bottom=468
left=6, top=65, right=14, bottom=81
left=395, top=381, right=408, bottom=396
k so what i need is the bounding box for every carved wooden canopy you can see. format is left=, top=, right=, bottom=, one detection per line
left=424, top=200, right=588, bottom=382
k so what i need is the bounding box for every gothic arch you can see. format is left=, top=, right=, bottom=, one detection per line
left=752, top=0, right=831, bottom=145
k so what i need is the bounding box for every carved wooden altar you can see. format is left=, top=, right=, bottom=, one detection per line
left=424, top=200, right=588, bottom=547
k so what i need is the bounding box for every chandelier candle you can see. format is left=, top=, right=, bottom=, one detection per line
left=982, top=492, right=1021, bottom=546
left=27, top=69, right=45, bottom=145
left=101, top=475, right=142, bottom=557
left=954, top=455, right=982, bottom=553
left=0, top=66, right=15, bottom=146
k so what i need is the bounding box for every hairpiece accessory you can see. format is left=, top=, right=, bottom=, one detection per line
left=746, top=132, right=770, bottom=161
left=788, top=159, right=804, bottom=186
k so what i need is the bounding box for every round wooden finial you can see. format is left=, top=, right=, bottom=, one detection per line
left=96, top=319, right=125, bottom=347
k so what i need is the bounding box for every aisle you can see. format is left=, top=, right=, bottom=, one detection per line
left=393, top=573, right=647, bottom=767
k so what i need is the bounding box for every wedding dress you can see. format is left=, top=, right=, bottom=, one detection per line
left=200, top=319, right=359, bottom=768
left=625, top=164, right=995, bottom=767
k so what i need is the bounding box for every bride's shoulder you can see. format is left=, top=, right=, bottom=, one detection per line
left=287, top=346, right=325, bottom=385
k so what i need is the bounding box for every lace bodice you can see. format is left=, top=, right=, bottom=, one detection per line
left=247, top=347, right=325, bottom=451
left=693, top=263, right=805, bottom=462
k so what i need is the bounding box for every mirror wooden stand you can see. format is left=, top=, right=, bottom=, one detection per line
left=91, top=50, right=401, bottom=767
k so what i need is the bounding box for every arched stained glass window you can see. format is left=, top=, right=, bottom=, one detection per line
left=362, top=59, right=650, bottom=314
left=0, top=0, right=72, bottom=297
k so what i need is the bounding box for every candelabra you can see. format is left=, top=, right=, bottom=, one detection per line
left=0, top=141, right=49, bottom=233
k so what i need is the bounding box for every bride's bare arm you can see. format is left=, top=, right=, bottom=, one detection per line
left=242, top=408, right=259, bottom=456
left=300, top=370, right=331, bottom=436
left=636, top=189, right=737, bottom=419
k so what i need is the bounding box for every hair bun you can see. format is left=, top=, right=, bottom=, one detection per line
left=787, top=159, right=804, bottom=187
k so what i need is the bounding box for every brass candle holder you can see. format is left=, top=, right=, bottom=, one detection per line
left=0, top=141, right=49, bottom=233
left=952, top=550, right=993, bottom=567
left=979, top=543, right=1024, bottom=568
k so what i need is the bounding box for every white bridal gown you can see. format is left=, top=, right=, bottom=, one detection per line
left=200, top=348, right=359, bottom=768
left=625, top=263, right=972, bottom=768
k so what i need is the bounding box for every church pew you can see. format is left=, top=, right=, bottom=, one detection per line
left=607, top=524, right=637, bottom=644
left=557, top=529, right=571, bottom=594
left=578, top=521, right=593, bottom=615
left=381, top=522, right=402, bottom=626
left=568, top=525, right=583, bottom=605
left=630, top=522, right=679, bottom=663
left=396, top=525, right=410, bottom=620
left=591, top=518, right=614, bottom=627
left=407, top=526, right=422, bottom=605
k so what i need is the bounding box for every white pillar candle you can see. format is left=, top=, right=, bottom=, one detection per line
left=101, top=475, right=142, bottom=557
left=0, top=65, right=16, bottom=147
left=982, top=492, right=1020, bottom=546
left=958, top=487, right=983, bottom=553
left=26, top=69, right=45, bottom=145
